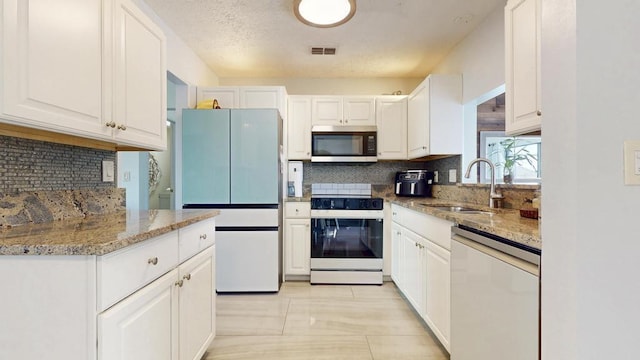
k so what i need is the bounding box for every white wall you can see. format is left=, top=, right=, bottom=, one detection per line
left=542, top=0, right=640, bottom=359
left=118, top=152, right=149, bottom=210
left=430, top=3, right=506, bottom=177
left=135, top=0, right=219, bottom=106
left=431, top=4, right=505, bottom=103
left=220, top=77, right=422, bottom=96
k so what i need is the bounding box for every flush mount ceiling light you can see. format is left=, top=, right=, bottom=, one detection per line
left=294, top=0, right=356, bottom=28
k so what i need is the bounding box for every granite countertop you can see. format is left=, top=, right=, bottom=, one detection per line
left=389, top=197, right=541, bottom=250
left=0, top=209, right=219, bottom=256
left=284, top=194, right=540, bottom=249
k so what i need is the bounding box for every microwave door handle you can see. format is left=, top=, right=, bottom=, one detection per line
left=396, top=182, right=401, bottom=194
left=410, top=182, right=415, bottom=194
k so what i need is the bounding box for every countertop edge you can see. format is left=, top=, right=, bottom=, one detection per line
left=0, top=209, right=220, bottom=256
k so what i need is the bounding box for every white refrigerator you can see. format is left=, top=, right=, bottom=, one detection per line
left=182, top=109, right=282, bottom=292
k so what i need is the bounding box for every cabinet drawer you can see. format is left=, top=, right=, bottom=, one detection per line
left=179, top=218, right=216, bottom=262
left=285, top=202, right=311, bottom=218
left=97, top=231, right=179, bottom=312
left=392, top=204, right=452, bottom=250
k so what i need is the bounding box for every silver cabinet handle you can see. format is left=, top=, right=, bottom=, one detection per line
left=117, top=124, right=127, bottom=131
left=175, top=280, right=184, bottom=287
left=148, top=257, right=158, bottom=265
left=339, top=120, right=343, bottom=123
left=199, top=233, right=207, bottom=240
left=295, top=209, right=299, bottom=213
left=105, top=121, right=116, bottom=128
left=537, top=110, right=542, bottom=116
left=344, top=119, right=348, bottom=124
left=183, top=274, right=191, bottom=281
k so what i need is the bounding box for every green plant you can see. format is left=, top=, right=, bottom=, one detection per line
left=494, top=137, right=538, bottom=174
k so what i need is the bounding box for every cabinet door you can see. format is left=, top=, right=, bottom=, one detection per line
left=425, top=240, right=451, bottom=352
left=391, top=222, right=404, bottom=285
left=407, top=80, right=430, bottom=158
left=343, top=97, right=375, bottom=126
left=505, top=0, right=542, bottom=135
left=376, top=96, right=407, bottom=159
left=112, top=0, right=167, bottom=150
left=312, top=97, right=343, bottom=126
left=402, top=229, right=425, bottom=316
left=240, top=87, right=281, bottom=110
left=0, top=0, right=111, bottom=140
left=285, top=218, right=311, bottom=275
left=99, top=269, right=179, bottom=360
left=179, top=247, right=215, bottom=360
left=198, top=87, right=240, bottom=109
left=287, top=96, right=312, bottom=160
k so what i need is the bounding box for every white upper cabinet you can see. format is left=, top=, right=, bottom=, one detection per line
left=0, top=0, right=167, bottom=150
left=376, top=96, right=408, bottom=160
left=407, top=74, right=463, bottom=159
left=111, top=0, right=167, bottom=150
left=197, top=86, right=288, bottom=118
left=287, top=96, right=312, bottom=160
left=505, top=0, right=542, bottom=135
left=312, top=96, right=375, bottom=126
left=198, top=87, right=240, bottom=109
left=0, top=0, right=111, bottom=141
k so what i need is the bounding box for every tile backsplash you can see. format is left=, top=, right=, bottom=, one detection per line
left=302, top=156, right=461, bottom=185
left=0, top=135, right=116, bottom=193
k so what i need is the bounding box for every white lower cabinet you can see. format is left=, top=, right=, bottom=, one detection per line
left=99, top=269, right=179, bottom=360
left=391, top=204, right=451, bottom=352
left=0, top=218, right=216, bottom=360
left=178, top=247, right=215, bottom=360
left=284, top=202, right=311, bottom=277
left=424, top=240, right=450, bottom=348
left=100, top=241, right=215, bottom=360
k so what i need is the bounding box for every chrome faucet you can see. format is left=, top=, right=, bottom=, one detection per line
left=464, top=158, right=504, bottom=208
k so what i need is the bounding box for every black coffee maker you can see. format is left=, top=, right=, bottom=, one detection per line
left=394, top=170, right=434, bottom=197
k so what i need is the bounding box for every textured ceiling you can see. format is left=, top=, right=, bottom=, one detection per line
left=143, top=0, right=505, bottom=78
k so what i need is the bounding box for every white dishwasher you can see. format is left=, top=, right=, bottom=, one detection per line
left=451, top=225, right=540, bottom=360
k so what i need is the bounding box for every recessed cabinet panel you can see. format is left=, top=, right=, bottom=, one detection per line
left=505, top=0, right=542, bottom=135
left=0, top=0, right=110, bottom=140
left=376, top=96, right=407, bottom=160
left=113, top=0, right=167, bottom=150
left=179, top=247, right=214, bottom=360
left=287, top=96, right=312, bottom=160
left=98, top=269, right=179, bottom=360
left=312, top=97, right=343, bottom=126
left=0, top=0, right=166, bottom=150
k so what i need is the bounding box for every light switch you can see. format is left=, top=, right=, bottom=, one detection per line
left=623, top=141, right=640, bottom=185
left=102, top=160, right=114, bottom=182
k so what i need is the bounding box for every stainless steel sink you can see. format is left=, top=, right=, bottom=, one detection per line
left=421, top=204, right=493, bottom=215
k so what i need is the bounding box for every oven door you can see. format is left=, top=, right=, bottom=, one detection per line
left=311, top=211, right=384, bottom=260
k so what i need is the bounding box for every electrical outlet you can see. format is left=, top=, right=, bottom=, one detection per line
left=434, top=171, right=439, bottom=183
left=449, top=169, right=457, bottom=183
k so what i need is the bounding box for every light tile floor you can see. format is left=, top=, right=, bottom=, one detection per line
left=205, top=282, right=449, bottom=360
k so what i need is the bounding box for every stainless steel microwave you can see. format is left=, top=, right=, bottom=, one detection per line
left=311, top=125, right=377, bottom=162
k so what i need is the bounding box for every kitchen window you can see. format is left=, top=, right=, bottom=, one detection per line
left=480, top=132, right=542, bottom=184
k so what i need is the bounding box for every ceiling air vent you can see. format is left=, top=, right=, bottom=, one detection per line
left=311, top=47, right=336, bottom=55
